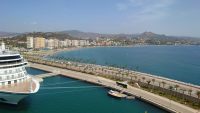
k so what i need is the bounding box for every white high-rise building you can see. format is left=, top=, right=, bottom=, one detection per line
left=26, top=37, right=34, bottom=49
left=72, top=40, right=79, bottom=47
left=46, top=39, right=54, bottom=49
left=33, top=37, right=45, bottom=49
left=59, top=41, right=66, bottom=48
left=53, top=39, right=59, bottom=48
left=65, top=39, right=72, bottom=47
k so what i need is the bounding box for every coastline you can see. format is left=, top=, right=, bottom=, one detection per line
left=42, top=44, right=200, bottom=57
left=44, top=46, right=95, bottom=57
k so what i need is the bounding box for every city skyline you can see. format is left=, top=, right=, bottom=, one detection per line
left=0, top=0, right=200, bottom=37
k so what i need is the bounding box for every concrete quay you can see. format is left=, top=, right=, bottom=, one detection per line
left=35, top=73, right=57, bottom=78
left=29, top=62, right=198, bottom=113
left=33, top=73, right=58, bottom=82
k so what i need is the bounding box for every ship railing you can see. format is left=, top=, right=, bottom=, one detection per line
left=0, top=60, right=27, bottom=67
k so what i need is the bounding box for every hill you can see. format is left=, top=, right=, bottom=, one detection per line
left=12, top=32, right=78, bottom=41
left=3, top=30, right=200, bottom=46
left=0, top=31, right=20, bottom=37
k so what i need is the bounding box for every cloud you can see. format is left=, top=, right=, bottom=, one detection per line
left=30, top=21, right=38, bottom=25
left=115, top=0, right=176, bottom=34
left=116, top=3, right=128, bottom=11
left=116, top=0, right=175, bottom=20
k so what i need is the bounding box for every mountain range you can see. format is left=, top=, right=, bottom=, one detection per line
left=0, top=31, right=20, bottom=37
left=1, top=30, right=200, bottom=44
left=59, top=30, right=200, bottom=40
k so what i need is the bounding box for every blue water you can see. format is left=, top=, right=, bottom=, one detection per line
left=0, top=68, right=168, bottom=113
left=54, top=46, right=200, bottom=85
left=26, top=67, right=48, bottom=75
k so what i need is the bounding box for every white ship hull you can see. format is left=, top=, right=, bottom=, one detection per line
left=0, top=78, right=40, bottom=105
left=0, top=92, right=28, bottom=104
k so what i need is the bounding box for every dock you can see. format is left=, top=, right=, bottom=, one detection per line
left=33, top=71, right=59, bottom=82
left=35, top=73, right=57, bottom=78
left=29, top=62, right=198, bottom=113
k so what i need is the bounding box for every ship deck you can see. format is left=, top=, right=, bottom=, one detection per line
left=0, top=78, right=36, bottom=94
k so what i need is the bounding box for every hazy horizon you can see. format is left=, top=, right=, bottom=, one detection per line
left=1, top=0, right=200, bottom=37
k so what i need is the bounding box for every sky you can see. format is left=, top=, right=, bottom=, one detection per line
left=0, top=0, right=200, bottom=37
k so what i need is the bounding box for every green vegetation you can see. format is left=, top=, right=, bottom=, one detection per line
left=141, top=85, right=200, bottom=109
left=23, top=53, right=200, bottom=110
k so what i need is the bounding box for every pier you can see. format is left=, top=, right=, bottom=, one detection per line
left=29, top=62, right=198, bottom=113
left=35, top=73, right=57, bottom=78
left=33, top=70, right=60, bottom=82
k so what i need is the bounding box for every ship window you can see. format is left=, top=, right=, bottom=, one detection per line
left=14, top=80, right=17, bottom=83
left=0, top=59, right=22, bottom=64
left=4, top=70, right=7, bottom=74
left=12, top=75, right=14, bottom=79
left=8, top=81, right=11, bottom=85
left=7, top=76, right=9, bottom=80
left=0, top=63, right=26, bottom=69
left=0, top=55, right=21, bottom=60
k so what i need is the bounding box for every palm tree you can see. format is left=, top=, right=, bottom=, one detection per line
left=196, top=91, right=200, bottom=99
left=161, top=81, right=166, bottom=88
left=147, top=80, right=151, bottom=85
left=188, top=89, right=192, bottom=96
left=168, top=86, right=173, bottom=90
left=130, top=76, right=133, bottom=81
left=158, top=82, right=161, bottom=87
left=168, top=85, right=174, bottom=96
left=180, top=89, right=186, bottom=99
left=146, top=80, right=151, bottom=88
left=142, top=77, right=146, bottom=83
left=151, top=79, right=156, bottom=90
left=151, top=79, right=155, bottom=85
left=133, top=76, right=137, bottom=81
left=174, top=84, right=179, bottom=92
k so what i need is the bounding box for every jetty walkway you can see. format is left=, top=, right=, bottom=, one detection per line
left=29, top=62, right=198, bottom=113
left=35, top=73, right=57, bottom=78
left=32, top=70, right=60, bottom=82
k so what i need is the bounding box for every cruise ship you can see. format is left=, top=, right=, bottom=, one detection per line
left=0, top=42, right=40, bottom=104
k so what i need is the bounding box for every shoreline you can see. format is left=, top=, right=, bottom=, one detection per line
left=41, top=44, right=200, bottom=57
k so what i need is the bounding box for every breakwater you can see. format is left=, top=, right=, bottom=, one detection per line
left=27, top=59, right=198, bottom=113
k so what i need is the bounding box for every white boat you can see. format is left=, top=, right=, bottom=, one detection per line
left=108, top=90, right=127, bottom=98
left=0, top=42, right=40, bottom=104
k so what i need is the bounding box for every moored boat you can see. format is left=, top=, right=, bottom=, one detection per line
left=108, top=90, right=127, bottom=98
